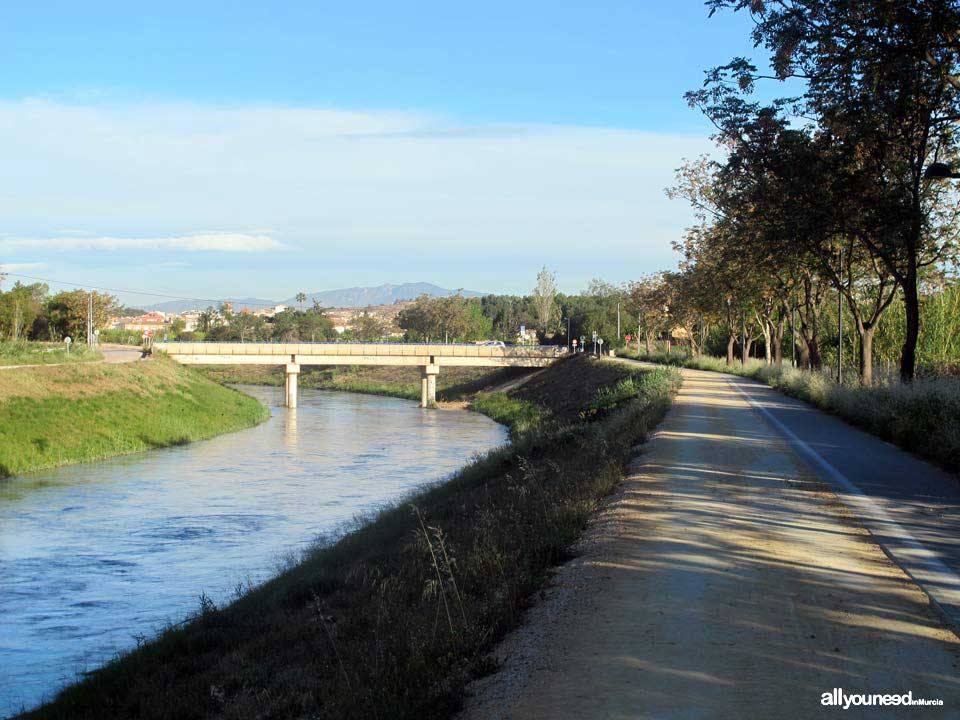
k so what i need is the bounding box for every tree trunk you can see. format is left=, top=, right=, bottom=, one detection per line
left=796, top=329, right=811, bottom=369
left=901, top=267, right=920, bottom=382
left=726, top=334, right=736, bottom=365
left=859, top=326, right=875, bottom=386
left=745, top=338, right=754, bottom=361
left=762, top=322, right=772, bottom=364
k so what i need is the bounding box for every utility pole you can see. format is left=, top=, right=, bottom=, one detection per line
left=87, top=291, right=93, bottom=346
left=616, top=302, right=621, bottom=344
left=837, top=246, right=843, bottom=384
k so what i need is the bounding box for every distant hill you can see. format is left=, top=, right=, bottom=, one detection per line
left=282, top=282, right=486, bottom=309
left=142, top=297, right=277, bottom=313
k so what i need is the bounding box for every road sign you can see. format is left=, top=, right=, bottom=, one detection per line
left=572, top=338, right=578, bottom=347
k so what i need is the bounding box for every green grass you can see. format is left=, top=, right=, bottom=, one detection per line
left=0, top=341, right=102, bottom=366
left=0, top=358, right=268, bottom=477
left=620, top=347, right=960, bottom=475
left=471, top=392, right=549, bottom=439
left=24, top=357, right=681, bottom=720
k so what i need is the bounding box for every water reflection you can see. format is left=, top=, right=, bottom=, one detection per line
left=0, top=386, right=506, bottom=717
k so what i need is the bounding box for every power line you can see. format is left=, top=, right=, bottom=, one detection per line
left=0, top=270, right=279, bottom=308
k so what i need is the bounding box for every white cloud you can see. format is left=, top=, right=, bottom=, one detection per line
left=0, top=262, right=46, bottom=272
left=0, top=99, right=713, bottom=289
left=0, top=233, right=281, bottom=252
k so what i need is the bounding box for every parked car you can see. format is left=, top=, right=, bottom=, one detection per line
left=481, top=340, right=506, bottom=347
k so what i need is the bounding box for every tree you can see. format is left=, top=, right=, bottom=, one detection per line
left=44, top=290, right=120, bottom=341
left=0, top=282, right=47, bottom=341
left=701, top=0, right=960, bottom=380
left=295, top=292, right=307, bottom=310
left=531, top=267, right=558, bottom=333
left=396, top=294, right=491, bottom=342
left=354, top=312, right=387, bottom=342
left=169, top=317, right=186, bottom=339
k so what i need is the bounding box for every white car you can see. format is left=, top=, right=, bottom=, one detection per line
left=482, top=340, right=506, bottom=347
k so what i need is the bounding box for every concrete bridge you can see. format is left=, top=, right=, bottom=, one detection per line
left=153, top=341, right=566, bottom=408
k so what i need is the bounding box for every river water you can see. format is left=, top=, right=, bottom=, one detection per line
left=0, top=386, right=507, bottom=717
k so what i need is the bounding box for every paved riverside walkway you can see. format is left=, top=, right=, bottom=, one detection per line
left=460, top=366, right=960, bottom=719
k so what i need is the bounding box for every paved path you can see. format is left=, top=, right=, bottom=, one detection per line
left=461, top=366, right=960, bottom=719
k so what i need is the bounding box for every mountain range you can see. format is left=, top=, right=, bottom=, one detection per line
left=281, top=282, right=484, bottom=308
left=142, top=282, right=485, bottom=313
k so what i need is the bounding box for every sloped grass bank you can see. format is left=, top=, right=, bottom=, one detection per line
left=0, top=357, right=268, bottom=477
left=620, top=348, right=960, bottom=475
left=25, top=357, right=681, bottom=720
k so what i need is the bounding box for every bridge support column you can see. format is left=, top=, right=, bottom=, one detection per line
left=285, top=363, right=300, bottom=408
left=420, top=364, right=439, bottom=408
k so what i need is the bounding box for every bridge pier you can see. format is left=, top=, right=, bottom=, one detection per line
left=285, top=363, right=300, bottom=408
left=420, top=364, right=439, bottom=408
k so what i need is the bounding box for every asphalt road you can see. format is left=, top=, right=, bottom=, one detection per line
left=461, top=365, right=960, bottom=719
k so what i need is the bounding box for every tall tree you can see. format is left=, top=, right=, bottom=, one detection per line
left=702, top=0, right=960, bottom=380
left=531, top=267, right=558, bottom=333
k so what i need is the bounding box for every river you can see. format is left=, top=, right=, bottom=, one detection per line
left=0, top=386, right=507, bottom=717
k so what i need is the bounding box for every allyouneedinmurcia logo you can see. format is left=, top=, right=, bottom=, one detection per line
left=821, top=688, right=944, bottom=710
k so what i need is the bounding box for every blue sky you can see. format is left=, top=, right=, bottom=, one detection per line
left=0, top=1, right=769, bottom=304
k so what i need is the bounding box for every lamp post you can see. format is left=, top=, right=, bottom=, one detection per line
left=562, top=317, right=571, bottom=350
left=616, top=302, right=621, bottom=345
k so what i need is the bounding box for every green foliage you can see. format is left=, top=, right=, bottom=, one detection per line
left=269, top=306, right=336, bottom=342
left=397, top=293, right=493, bottom=342
left=559, top=280, right=626, bottom=349
left=471, top=392, right=548, bottom=439
left=97, top=329, right=143, bottom=345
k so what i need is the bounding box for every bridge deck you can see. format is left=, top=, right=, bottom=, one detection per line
left=153, top=341, right=565, bottom=368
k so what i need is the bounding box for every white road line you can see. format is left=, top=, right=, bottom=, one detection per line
left=728, top=376, right=960, bottom=634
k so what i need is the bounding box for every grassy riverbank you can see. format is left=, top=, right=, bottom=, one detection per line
left=0, top=356, right=268, bottom=478
left=25, top=356, right=681, bottom=720
left=619, top=347, right=960, bottom=475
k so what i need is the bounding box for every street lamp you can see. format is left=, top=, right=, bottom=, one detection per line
left=924, top=162, right=960, bottom=179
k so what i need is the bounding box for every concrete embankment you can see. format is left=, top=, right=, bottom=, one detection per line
left=0, top=356, right=268, bottom=478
